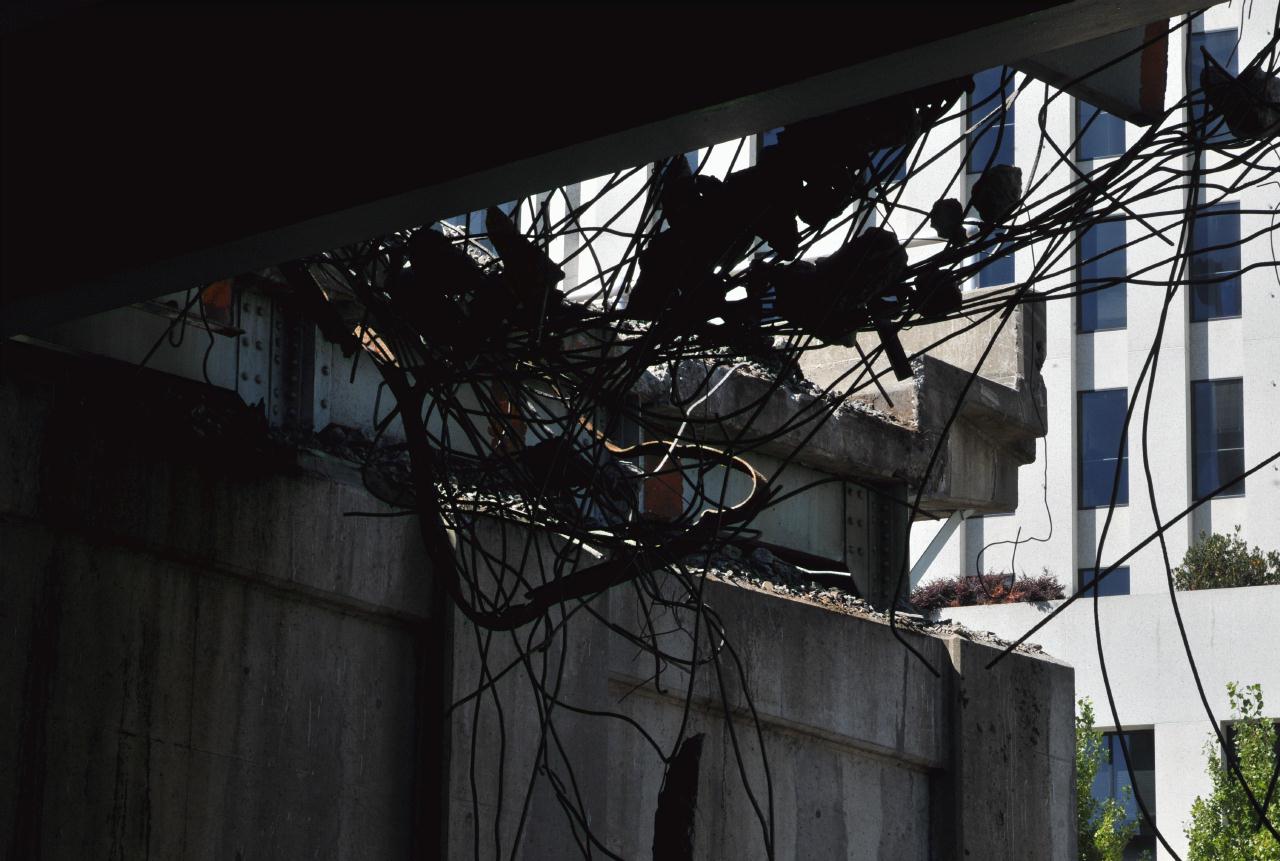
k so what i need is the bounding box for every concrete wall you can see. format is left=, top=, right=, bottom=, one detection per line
left=447, top=543, right=1077, bottom=860
left=943, top=585, right=1280, bottom=860
left=0, top=365, right=434, bottom=859
left=1, top=352, right=1075, bottom=859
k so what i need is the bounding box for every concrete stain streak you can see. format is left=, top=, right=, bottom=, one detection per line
left=8, top=554, right=63, bottom=861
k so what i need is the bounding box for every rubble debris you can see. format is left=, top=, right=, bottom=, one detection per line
left=970, top=164, right=1023, bottom=225
left=929, top=197, right=967, bottom=245
left=910, top=266, right=963, bottom=320
left=683, top=544, right=1047, bottom=655
left=771, top=227, right=908, bottom=347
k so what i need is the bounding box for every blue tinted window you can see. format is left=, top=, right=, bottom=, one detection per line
left=1079, top=566, right=1130, bottom=596
left=445, top=203, right=515, bottom=253
left=1077, top=100, right=1126, bottom=160
left=1192, top=378, right=1245, bottom=499
left=444, top=211, right=485, bottom=234
left=760, top=127, right=782, bottom=150
left=760, top=284, right=778, bottom=322
left=1190, top=203, right=1241, bottom=321
left=1079, top=220, right=1127, bottom=331
left=969, top=68, right=1015, bottom=173
left=1079, top=389, right=1129, bottom=508
left=976, top=230, right=1014, bottom=288
left=1189, top=28, right=1239, bottom=142
left=1092, top=730, right=1156, bottom=859
left=685, top=150, right=701, bottom=173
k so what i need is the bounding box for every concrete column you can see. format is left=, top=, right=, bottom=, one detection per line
left=937, top=636, right=1077, bottom=861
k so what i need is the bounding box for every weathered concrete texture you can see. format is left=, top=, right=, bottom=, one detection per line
left=1, top=366, right=433, bottom=859
left=942, top=636, right=1077, bottom=861
left=447, top=526, right=1076, bottom=860
left=444, top=581, right=613, bottom=861
left=641, top=287, right=1047, bottom=519
left=3, top=351, right=1073, bottom=860
left=3, top=524, right=421, bottom=860
left=641, top=358, right=917, bottom=483
left=602, top=581, right=946, bottom=861
left=799, top=285, right=1048, bottom=516
left=908, top=354, right=1047, bottom=515
left=803, top=283, right=1046, bottom=396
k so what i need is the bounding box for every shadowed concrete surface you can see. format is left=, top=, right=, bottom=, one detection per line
left=2, top=344, right=1074, bottom=859
left=1, top=2, right=1209, bottom=336
left=1, top=360, right=430, bottom=859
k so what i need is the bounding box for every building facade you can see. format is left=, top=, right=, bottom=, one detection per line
left=904, top=6, right=1280, bottom=859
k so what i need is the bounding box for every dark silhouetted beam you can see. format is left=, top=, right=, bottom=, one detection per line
left=2, top=1, right=1213, bottom=336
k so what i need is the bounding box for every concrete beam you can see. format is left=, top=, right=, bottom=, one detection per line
left=2, top=0, right=1215, bottom=336
left=1017, top=22, right=1170, bottom=124
left=0, top=336, right=1078, bottom=860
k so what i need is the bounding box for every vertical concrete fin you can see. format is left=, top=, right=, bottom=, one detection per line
left=939, top=636, right=1077, bottom=861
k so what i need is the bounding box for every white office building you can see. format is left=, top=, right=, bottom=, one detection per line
left=903, top=6, right=1280, bottom=859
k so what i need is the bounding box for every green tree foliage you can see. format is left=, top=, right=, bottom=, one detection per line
left=1174, top=526, right=1280, bottom=591
left=1077, top=698, right=1140, bottom=861
left=1185, top=683, right=1280, bottom=860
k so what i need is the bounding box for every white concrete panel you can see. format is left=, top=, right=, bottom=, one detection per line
left=1190, top=318, right=1244, bottom=379
left=1075, top=506, right=1133, bottom=586
left=1076, top=329, right=1129, bottom=390
left=574, top=168, right=653, bottom=306
left=1155, top=720, right=1216, bottom=861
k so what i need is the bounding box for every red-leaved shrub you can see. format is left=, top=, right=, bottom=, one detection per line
left=909, top=570, right=1064, bottom=614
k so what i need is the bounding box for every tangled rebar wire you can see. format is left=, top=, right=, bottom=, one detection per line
left=259, top=11, right=1280, bottom=857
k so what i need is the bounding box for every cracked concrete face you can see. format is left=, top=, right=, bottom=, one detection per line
left=637, top=285, right=1047, bottom=518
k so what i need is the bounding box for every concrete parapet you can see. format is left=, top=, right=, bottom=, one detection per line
left=1, top=344, right=1073, bottom=859
left=449, top=517, right=1075, bottom=860
left=639, top=287, right=1047, bottom=519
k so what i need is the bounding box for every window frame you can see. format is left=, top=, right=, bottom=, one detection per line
left=1078, top=566, right=1131, bottom=597
left=872, top=145, right=909, bottom=184
left=1191, top=377, right=1246, bottom=500
left=1076, top=99, right=1126, bottom=161
left=1188, top=26, right=1240, bottom=144
left=976, top=229, right=1015, bottom=289
left=1078, top=388, right=1131, bottom=510
left=1221, top=718, right=1280, bottom=764
left=756, top=127, right=782, bottom=163
left=1077, top=218, right=1128, bottom=333
left=1091, top=729, right=1157, bottom=859
left=1189, top=202, right=1242, bottom=322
